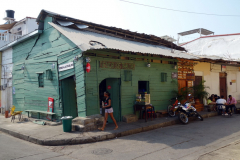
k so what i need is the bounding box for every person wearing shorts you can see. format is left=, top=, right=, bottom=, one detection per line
left=98, top=91, right=118, bottom=131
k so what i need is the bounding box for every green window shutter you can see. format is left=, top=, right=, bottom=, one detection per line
left=124, top=70, right=132, bottom=81
left=46, top=69, right=53, bottom=80
left=161, top=73, right=167, bottom=82
left=38, top=73, right=44, bottom=87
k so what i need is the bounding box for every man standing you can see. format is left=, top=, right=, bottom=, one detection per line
left=226, top=95, right=237, bottom=114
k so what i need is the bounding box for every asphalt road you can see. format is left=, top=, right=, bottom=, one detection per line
left=1, top=115, right=240, bottom=160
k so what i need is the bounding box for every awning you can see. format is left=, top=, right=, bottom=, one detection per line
left=178, top=28, right=214, bottom=36
left=0, top=22, right=17, bottom=30
left=49, top=22, right=199, bottom=60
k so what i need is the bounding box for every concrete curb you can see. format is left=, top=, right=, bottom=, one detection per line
left=0, top=112, right=218, bottom=146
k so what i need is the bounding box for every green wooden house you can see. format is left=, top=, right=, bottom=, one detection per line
left=11, top=10, right=195, bottom=121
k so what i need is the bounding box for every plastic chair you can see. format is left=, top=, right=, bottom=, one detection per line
left=10, top=105, right=23, bottom=123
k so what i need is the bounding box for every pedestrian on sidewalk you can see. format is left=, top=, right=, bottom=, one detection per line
left=98, top=91, right=118, bottom=131
left=226, top=95, right=237, bottom=114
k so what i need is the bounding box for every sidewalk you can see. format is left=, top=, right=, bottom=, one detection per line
left=0, top=111, right=217, bottom=146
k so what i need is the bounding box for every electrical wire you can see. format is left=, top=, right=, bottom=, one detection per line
left=119, top=0, right=240, bottom=17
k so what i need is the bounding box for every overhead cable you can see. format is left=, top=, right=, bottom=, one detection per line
left=119, top=0, right=240, bottom=17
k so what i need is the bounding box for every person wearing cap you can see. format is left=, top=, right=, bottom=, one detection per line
left=226, top=95, right=237, bottom=114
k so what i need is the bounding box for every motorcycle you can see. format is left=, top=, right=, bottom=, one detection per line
left=167, top=95, right=203, bottom=124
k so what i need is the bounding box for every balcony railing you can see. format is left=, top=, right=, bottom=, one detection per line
left=0, top=33, right=22, bottom=42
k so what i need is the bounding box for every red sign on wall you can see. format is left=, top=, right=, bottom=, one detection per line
left=107, top=86, right=111, bottom=89
left=86, top=63, right=91, bottom=73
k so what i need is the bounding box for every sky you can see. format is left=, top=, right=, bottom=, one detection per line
left=0, top=0, right=240, bottom=43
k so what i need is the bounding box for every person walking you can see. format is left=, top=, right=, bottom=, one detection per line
left=98, top=91, right=118, bottom=131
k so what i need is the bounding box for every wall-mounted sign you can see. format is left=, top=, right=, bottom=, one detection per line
left=232, top=80, right=236, bottom=83
left=221, top=65, right=226, bottom=72
left=186, top=73, right=195, bottom=81
left=171, top=72, right=178, bottom=79
left=100, top=61, right=135, bottom=70
left=59, top=62, right=74, bottom=72
left=86, top=63, right=91, bottom=73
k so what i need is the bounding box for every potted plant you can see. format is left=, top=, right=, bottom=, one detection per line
left=190, top=81, right=209, bottom=104
left=172, top=86, right=191, bottom=103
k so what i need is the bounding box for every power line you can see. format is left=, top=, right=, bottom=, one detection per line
left=119, top=0, right=240, bottom=17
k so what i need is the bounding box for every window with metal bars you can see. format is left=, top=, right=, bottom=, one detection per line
left=38, top=73, right=44, bottom=87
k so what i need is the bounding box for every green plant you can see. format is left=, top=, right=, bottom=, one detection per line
left=172, top=86, right=191, bottom=102
left=190, top=81, right=209, bottom=100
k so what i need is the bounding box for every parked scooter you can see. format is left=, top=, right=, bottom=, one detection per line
left=167, top=95, right=203, bottom=124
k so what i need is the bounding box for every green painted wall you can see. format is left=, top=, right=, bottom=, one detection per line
left=12, top=16, right=85, bottom=119
left=74, top=58, right=86, bottom=117
left=85, top=55, right=178, bottom=118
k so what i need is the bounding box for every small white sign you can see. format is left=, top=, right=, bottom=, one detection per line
left=59, top=62, right=74, bottom=72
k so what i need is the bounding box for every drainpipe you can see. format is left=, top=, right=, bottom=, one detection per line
left=0, top=62, right=7, bottom=114
left=0, top=52, right=1, bottom=113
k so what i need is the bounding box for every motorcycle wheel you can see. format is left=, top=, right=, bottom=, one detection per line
left=167, top=105, right=175, bottom=117
left=195, top=112, right=203, bottom=121
left=178, top=112, right=188, bottom=124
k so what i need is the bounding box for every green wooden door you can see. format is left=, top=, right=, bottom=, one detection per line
left=106, top=78, right=121, bottom=122
left=62, top=77, right=78, bottom=118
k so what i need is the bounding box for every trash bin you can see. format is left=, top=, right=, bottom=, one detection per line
left=61, top=116, right=73, bottom=132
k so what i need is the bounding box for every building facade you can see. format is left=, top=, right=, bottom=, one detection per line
left=182, top=33, right=240, bottom=102
left=10, top=10, right=197, bottom=120
left=0, top=10, right=38, bottom=113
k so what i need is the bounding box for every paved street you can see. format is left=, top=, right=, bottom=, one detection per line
left=2, top=115, right=240, bottom=160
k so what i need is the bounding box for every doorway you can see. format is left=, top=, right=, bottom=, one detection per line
left=220, top=75, right=227, bottom=99
left=61, top=76, right=78, bottom=118
left=194, top=76, right=202, bottom=86
left=178, top=80, right=187, bottom=90
left=99, top=78, right=121, bottom=122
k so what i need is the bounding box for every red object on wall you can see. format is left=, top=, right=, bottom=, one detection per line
left=107, top=85, right=111, bottom=89
left=47, top=97, right=54, bottom=120
left=86, top=63, right=91, bottom=73
left=48, top=97, right=54, bottom=112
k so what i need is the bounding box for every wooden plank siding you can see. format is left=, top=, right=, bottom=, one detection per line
left=12, top=16, right=86, bottom=119
left=84, top=55, right=178, bottom=117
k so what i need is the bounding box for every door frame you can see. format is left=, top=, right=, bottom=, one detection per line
left=219, top=72, right=227, bottom=99
left=61, top=76, right=78, bottom=118
left=106, top=78, right=121, bottom=122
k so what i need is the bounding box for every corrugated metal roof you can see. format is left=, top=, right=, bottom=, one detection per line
left=37, top=10, right=185, bottom=51
left=182, top=34, right=240, bottom=61
left=49, top=22, right=199, bottom=60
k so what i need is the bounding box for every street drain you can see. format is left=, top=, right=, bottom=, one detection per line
left=92, top=148, right=113, bottom=155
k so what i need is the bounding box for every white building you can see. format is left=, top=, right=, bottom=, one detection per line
left=181, top=32, right=240, bottom=102
left=0, top=10, right=38, bottom=113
